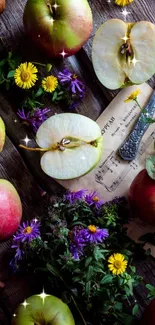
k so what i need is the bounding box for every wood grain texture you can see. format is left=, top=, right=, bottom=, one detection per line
left=0, top=136, right=45, bottom=320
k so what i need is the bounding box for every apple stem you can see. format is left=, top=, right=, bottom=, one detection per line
left=19, top=144, right=50, bottom=152
left=45, top=1, right=53, bottom=15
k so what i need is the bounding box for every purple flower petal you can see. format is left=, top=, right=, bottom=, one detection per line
left=17, top=108, right=50, bottom=133
left=64, top=189, right=87, bottom=204
left=85, top=191, right=104, bottom=209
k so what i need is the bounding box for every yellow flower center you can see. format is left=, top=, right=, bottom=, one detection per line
left=93, top=196, right=99, bottom=202
left=88, top=225, right=97, bottom=233
left=20, top=71, right=31, bottom=82
left=46, top=77, right=55, bottom=89
left=23, top=226, right=32, bottom=234
left=114, top=260, right=122, bottom=269
left=72, top=74, right=77, bottom=80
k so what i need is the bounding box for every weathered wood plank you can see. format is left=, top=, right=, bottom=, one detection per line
left=0, top=136, right=46, bottom=318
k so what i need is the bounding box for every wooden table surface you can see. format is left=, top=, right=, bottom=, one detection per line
left=0, top=0, right=155, bottom=324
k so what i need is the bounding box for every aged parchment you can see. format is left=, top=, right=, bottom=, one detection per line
left=58, top=83, right=155, bottom=256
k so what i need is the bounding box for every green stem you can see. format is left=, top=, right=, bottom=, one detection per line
left=71, top=295, right=87, bottom=325
left=134, top=99, right=142, bottom=110
left=31, top=61, right=47, bottom=67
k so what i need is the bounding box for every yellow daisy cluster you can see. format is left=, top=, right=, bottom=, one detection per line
left=108, top=253, right=128, bottom=275
left=14, top=62, right=58, bottom=94
left=14, top=62, right=38, bottom=89
left=115, top=0, right=133, bottom=6
left=124, top=89, right=141, bottom=103
left=42, top=76, right=58, bottom=93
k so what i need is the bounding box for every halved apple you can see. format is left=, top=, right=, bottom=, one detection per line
left=0, top=117, right=5, bottom=152
left=36, top=113, right=103, bottom=180
left=92, top=19, right=155, bottom=90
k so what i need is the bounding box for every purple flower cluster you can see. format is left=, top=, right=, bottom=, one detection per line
left=69, top=225, right=109, bottom=260
left=17, top=108, right=50, bottom=132
left=65, top=189, right=104, bottom=209
left=64, top=189, right=87, bottom=204
left=10, top=219, right=40, bottom=268
left=58, top=69, right=86, bottom=110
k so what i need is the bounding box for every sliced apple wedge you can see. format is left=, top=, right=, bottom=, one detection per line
left=0, top=117, right=5, bottom=152
left=35, top=113, right=103, bottom=180
left=92, top=19, right=155, bottom=90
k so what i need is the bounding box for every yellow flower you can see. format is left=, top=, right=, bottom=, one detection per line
left=108, top=253, right=128, bottom=275
left=88, top=225, right=97, bottom=233
left=115, top=0, right=133, bottom=6
left=23, top=226, right=32, bottom=234
left=42, top=75, right=58, bottom=93
left=14, top=62, right=38, bottom=89
left=124, top=89, right=141, bottom=103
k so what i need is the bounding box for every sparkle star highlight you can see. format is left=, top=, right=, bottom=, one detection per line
left=21, top=300, right=30, bottom=309
left=121, top=35, right=129, bottom=42
left=122, top=9, right=130, bottom=19
left=37, top=289, right=50, bottom=304
left=23, top=135, right=31, bottom=146
left=52, top=2, right=60, bottom=10
left=132, top=56, right=139, bottom=66
left=60, top=50, right=67, bottom=58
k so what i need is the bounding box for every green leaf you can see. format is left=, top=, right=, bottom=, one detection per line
left=7, top=70, right=15, bottom=78
left=129, top=266, right=136, bottom=273
left=114, top=302, right=123, bottom=311
left=46, top=63, right=52, bottom=73
left=52, top=91, right=58, bottom=101
left=85, top=257, right=93, bottom=268
left=86, top=265, right=94, bottom=281
left=100, top=274, right=113, bottom=285
left=0, top=59, right=6, bottom=66
left=146, top=156, right=155, bottom=180
left=46, top=263, right=60, bottom=278
left=35, top=87, right=44, bottom=98
left=85, top=281, right=91, bottom=297
left=146, top=284, right=155, bottom=292
left=132, top=304, right=139, bottom=316
left=8, top=51, right=12, bottom=60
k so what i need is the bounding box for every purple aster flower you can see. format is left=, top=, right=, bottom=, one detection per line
left=85, top=191, right=104, bottom=209
left=17, top=108, right=50, bottom=132
left=69, top=226, right=86, bottom=260
left=9, top=258, right=19, bottom=273
left=58, top=69, right=85, bottom=95
left=11, top=242, right=24, bottom=260
left=64, top=189, right=87, bottom=204
left=69, top=243, right=84, bottom=260
left=79, top=225, right=109, bottom=245
left=13, top=219, right=40, bottom=243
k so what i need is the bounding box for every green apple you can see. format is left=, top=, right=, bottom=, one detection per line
left=0, top=117, right=5, bottom=152
left=23, top=0, right=93, bottom=58
left=92, top=19, right=155, bottom=90
left=19, top=113, right=103, bottom=180
left=12, top=294, right=75, bottom=325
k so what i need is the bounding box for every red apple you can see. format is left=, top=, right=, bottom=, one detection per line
left=23, top=0, right=93, bottom=58
left=139, top=299, right=155, bottom=325
left=129, top=169, right=155, bottom=226
left=0, top=179, right=22, bottom=240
